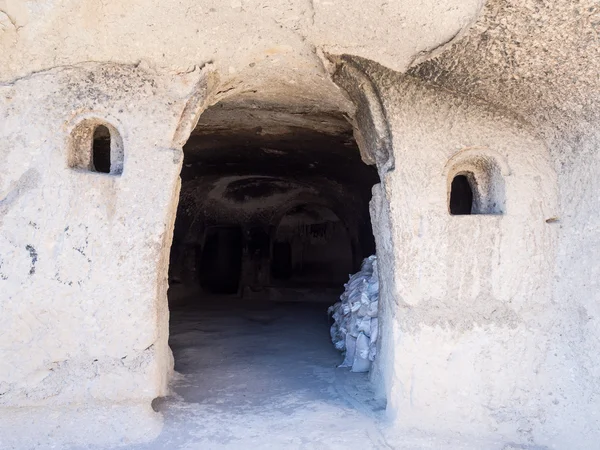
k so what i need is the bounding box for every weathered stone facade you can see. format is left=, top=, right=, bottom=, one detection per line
left=0, top=0, right=598, bottom=448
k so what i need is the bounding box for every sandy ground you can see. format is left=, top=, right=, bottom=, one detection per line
left=131, top=298, right=392, bottom=450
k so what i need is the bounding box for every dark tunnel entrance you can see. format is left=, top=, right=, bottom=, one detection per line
left=168, top=102, right=378, bottom=303
left=198, top=226, right=243, bottom=294
left=271, top=204, right=353, bottom=286
left=165, top=100, right=380, bottom=407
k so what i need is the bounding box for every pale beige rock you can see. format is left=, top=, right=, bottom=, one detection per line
left=0, top=0, right=598, bottom=448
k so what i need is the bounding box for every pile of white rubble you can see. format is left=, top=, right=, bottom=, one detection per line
left=328, top=255, right=379, bottom=373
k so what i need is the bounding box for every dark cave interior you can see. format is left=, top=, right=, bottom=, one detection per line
left=168, top=102, right=379, bottom=304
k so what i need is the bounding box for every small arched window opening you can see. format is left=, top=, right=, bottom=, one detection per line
left=446, top=154, right=507, bottom=215
left=69, top=119, right=124, bottom=175
left=92, top=125, right=112, bottom=173
left=449, top=174, right=474, bottom=215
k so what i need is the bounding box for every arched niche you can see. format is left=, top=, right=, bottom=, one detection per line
left=444, top=148, right=510, bottom=215
left=270, top=204, right=353, bottom=286
left=68, top=118, right=124, bottom=175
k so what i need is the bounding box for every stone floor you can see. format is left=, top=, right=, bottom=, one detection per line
left=1, top=295, right=516, bottom=449
left=133, top=298, right=391, bottom=449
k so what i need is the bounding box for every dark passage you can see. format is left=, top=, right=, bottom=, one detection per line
left=198, top=227, right=243, bottom=294
left=168, top=104, right=379, bottom=304
left=271, top=204, right=353, bottom=286
left=92, top=125, right=111, bottom=174
left=165, top=102, right=380, bottom=416
left=450, top=174, right=474, bottom=215
left=271, top=241, right=293, bottom=280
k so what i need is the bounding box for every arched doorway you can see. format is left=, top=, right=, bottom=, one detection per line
left=162, top=96, right=382, bottom=434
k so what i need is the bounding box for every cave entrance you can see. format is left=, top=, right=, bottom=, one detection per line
left=165, top=99, right=380, bottom=414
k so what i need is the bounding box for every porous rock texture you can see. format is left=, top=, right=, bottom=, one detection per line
left=0, top=62, right=212, bottom=446
left=405, top=1, right=600, bottom=446
left=332, top=54, right=567, bottom=444
left=0, top=0, right=598, bottom=448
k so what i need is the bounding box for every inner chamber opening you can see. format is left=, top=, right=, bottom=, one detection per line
left=165, top=100, right=380, bottom=410
left=271, top=204, right=353, bottom=285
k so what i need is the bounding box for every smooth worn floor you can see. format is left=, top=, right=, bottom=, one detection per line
left=134, top=296, right=390, bottom=450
